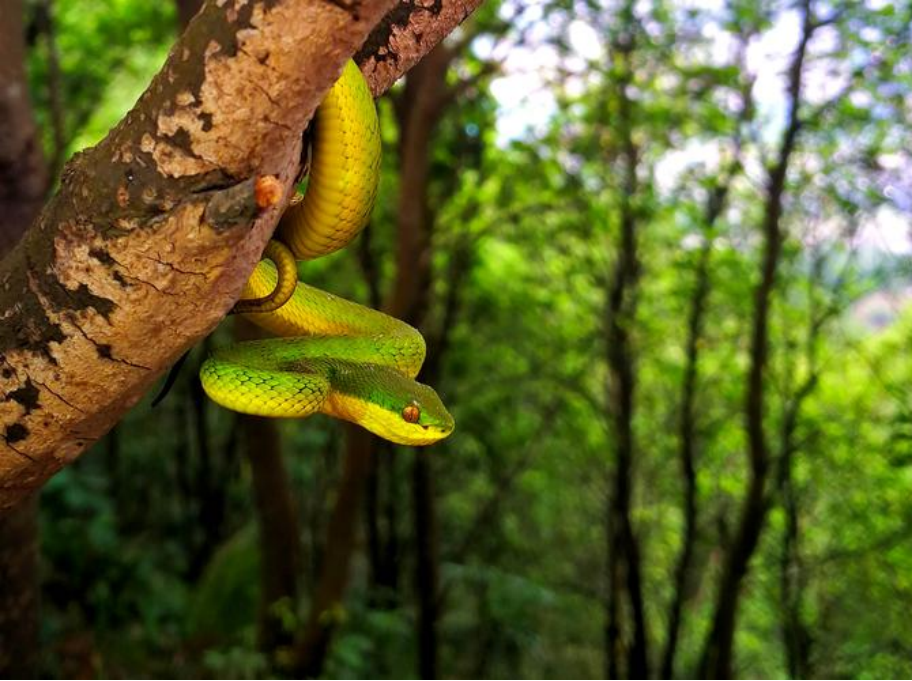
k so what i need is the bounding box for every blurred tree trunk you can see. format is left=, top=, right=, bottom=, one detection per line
left=32, top=0, right=65, bottom=178
left=603, top=8, right=649, bottom=677
left=365, top=444, right=402, bottom=608
left=0, top=494, right=39, bottom=676
left=292, top=426, right=374, bottom=676
left=413, top=446, right=440, bottom=677
left=357, top=229, right=403, bottom=612
left=187, top=353, right=230, bottom=578
left=300, top=430, right=340, bottom=595
left=660, top=187, right=725, bottom=680
left=776, top=251, right=838, bottom=679
left=0, top=0, right=50, bottom=674
left=697, top=2, right=815, bottom=676
left=245, top=414, right=301, bottom=651
left=0, top=492, right=40, bottom=679
left=390, top=43, right=452, bottom=681
left=777, top=412, right=812, bottom=681
left=605, top=509, right=622, bottom=679
left=0, top=0, right=48, bottom=256
left=235, top=320, right=303, bottom=654
left=659, top=235, right=708, bottom=678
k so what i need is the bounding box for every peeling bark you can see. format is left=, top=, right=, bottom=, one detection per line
left=357, top=0, right=484, bottom=97
left=0, top=0, right=485, bottom=510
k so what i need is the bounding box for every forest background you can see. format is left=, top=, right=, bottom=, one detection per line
left=0, top=0, right=911, bottom=678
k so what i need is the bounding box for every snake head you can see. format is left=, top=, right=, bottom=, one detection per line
left=391, top=390, right=455, bottom=446
left=328, top=365, right=455, bottom=446
left=370, top=380, right=454, bottom=446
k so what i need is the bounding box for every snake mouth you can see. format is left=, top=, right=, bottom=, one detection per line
left=393, top=421, right=454, bottom=447
left=393, top=419, right=455, bottom=447
left=424, top=422, right=456, bottom=443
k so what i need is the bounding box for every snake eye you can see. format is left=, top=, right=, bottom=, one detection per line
left=402, top=404, right=420, bottom=424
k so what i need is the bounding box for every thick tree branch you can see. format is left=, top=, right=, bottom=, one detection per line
left=0, top=0, right=485, bottom=511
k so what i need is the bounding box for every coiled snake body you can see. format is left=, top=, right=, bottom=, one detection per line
left=200, top=61, right=454, bottom=446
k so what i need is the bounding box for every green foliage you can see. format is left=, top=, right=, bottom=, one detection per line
left=187, top=524, right=260, bottom=642
left=26, top=0, right=176, bottom=159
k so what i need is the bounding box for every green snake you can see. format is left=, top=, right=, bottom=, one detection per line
left=200, top=61, right=454, bottom=447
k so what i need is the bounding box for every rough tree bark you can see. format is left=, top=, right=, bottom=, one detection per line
left=0, top=0, right=484, bottom=511
left=697, top=2, right=815, bottom=676
left=603, top=8, right=649, bottom=676
left=0, top=0, right=51, bottom=673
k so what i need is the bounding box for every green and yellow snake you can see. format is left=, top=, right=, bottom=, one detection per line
left=200, top=61, right=454, bottom=446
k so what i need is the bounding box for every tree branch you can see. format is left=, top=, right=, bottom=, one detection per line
left=356, top=0, right=484, bottom=97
